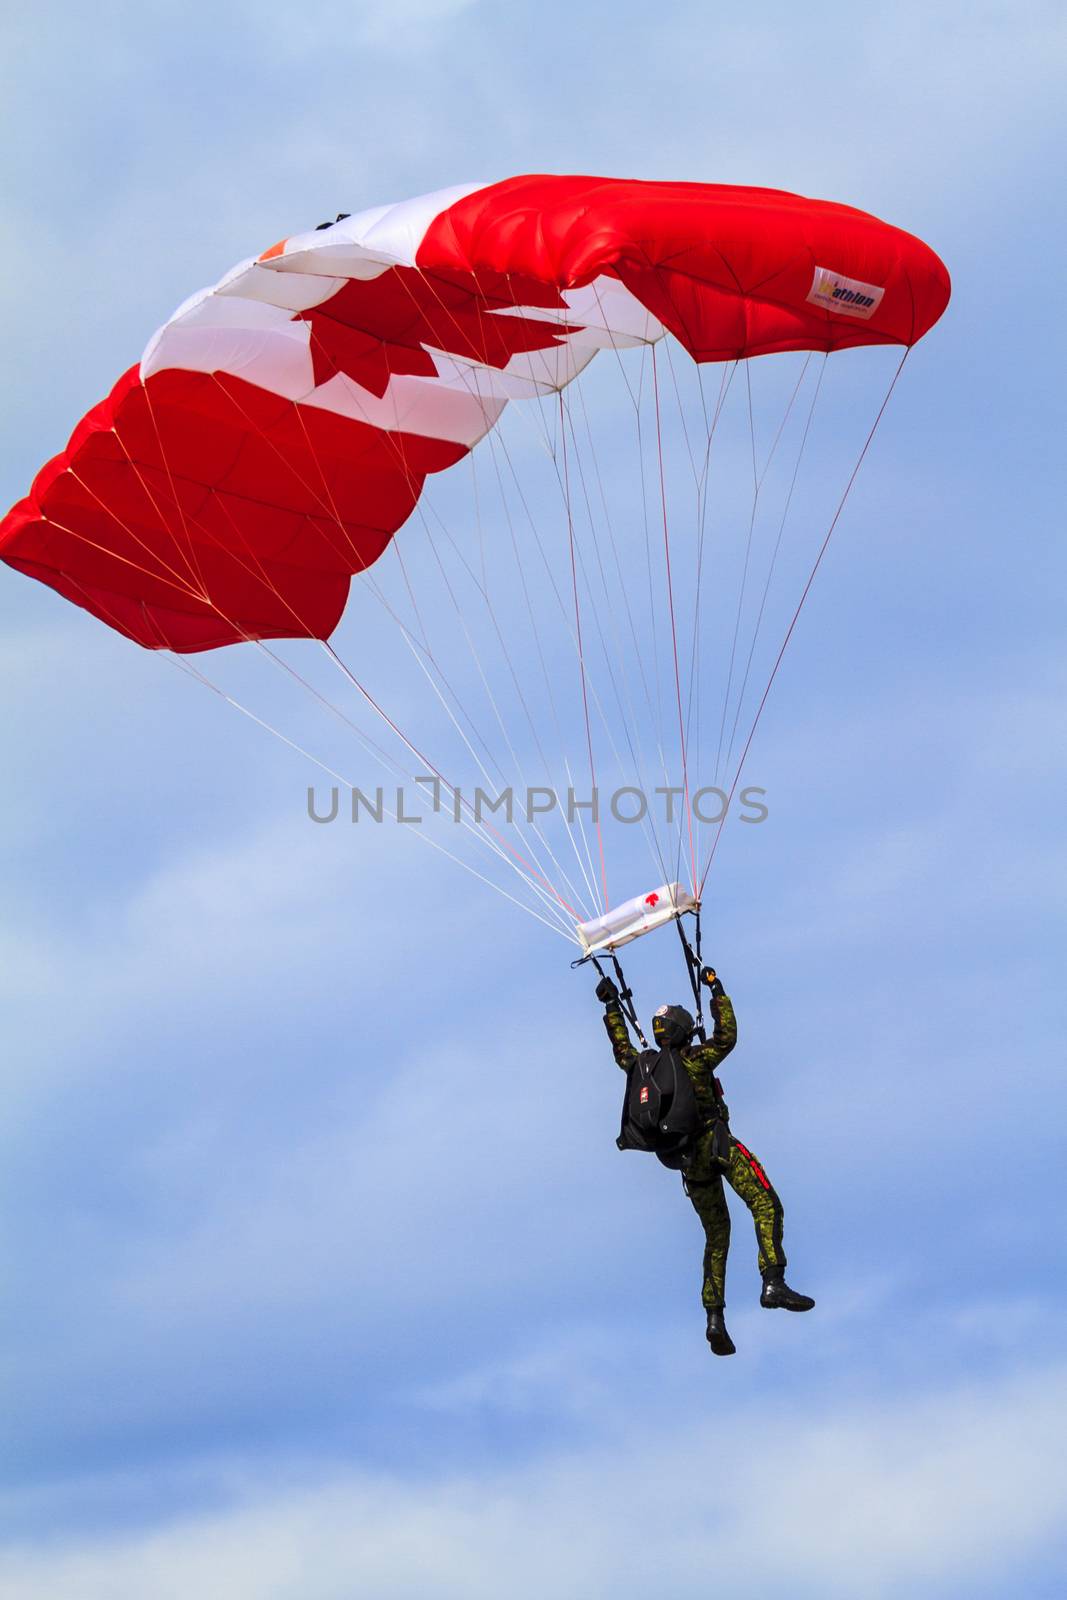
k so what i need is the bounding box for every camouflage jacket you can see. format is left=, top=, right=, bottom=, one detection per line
left=603, top=994, right=737, bottom=1124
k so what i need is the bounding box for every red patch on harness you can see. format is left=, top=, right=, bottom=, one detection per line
left=639, top=1086, right=650, bottom=1104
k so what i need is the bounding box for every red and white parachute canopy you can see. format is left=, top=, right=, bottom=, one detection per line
left=2, top=175, right=948, bottom=652
left=1, top=176, right=950, bottom=946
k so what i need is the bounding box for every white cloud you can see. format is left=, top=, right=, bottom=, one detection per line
left=1, top=1358, right=1065, bottom=1598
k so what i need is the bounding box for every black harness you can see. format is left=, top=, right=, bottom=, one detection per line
left=616, top=1042, right=703, bottom=1171
left=575, top=909, right=718, bottom=1173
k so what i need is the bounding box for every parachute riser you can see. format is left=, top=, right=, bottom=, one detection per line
left=675, top=909, right=707, bottom=1043
left=582, top=951, right=649, bottom=1049
left=572, top=907, right=705, bottom=1049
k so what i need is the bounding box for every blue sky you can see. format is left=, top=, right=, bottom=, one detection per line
left=2, top=2, right=1066, bottom=1595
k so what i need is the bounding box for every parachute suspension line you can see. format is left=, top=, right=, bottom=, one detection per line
left=385, top=372, right=598, bottom=922
left=488, top=282, right=675, bottom=885
left=202, top=375, right=455, bottom=679
left=757, top=354, right=814, bottom=495
left=560, top=390, right=609, bottom=912
left=367, top=544, right=516, bottom=797
left=663, top=336, right=703, bottom=499
left=567, top=381, right=675, bottom=891
left=589, top=287, right=665, bottom=766
left=131, top=414, right=583, bottom=943
left=383, top=521, right=433, bottom=654
left=684, top=359, right=738, bottom=801
left=138, top=389, right=213, bottom=599
left=699, top=349, right=911, bottom=893
left=164, top=652, right=578, bottom=942
left=432, top=362, right=602, bottom=918
left=206, top=384, right=547, bottom=864
left=574, top=377, right=658, bottom=735
left=32, top=512, right=203, bottom=605
left=628, top=342, right=681, bottom=879
left=410, top=476, right=597, bottom=923
left=203, top=381, right=490, bottom=814
left=358, top=570, right=595, bottom=926
left=54, top=556, right=576, bottom=943
left=479, top=406, right=604, bottom=921
left=712, top=361, right=763, bottom=788
left=255, top=643, right=426, bottom=784
left=279, top=339, right=593, bottom=925
left=656, top=340, right=707, bottom=844
left=61, top=464, right=204, bottom=603
left=482, top=396, right=668, bottom=921
left=694, top=357, right=733, bottom=500
left=472, top=390, right=619, bottom=916
left=112, top=409, right=208, bottom=598
left=138, top=382, right=397, bottom=723
left=711, top=354, right=814, bottom=789
left=651, top=343, right=698, bottom=898
left=387, top=513, right=593, bottom=923
left=255, top=648, right=578, bottom=940
left=722, top=353, right=827, bottom=779
left=132, top=375, right=359, bottom=661
left=663, top=337, right=710, bottom=782
left=108, top=435, right=579, bottom=939
left=320, top=639, right=581, bottom=924
left=462, top=274, right=561, bottom=787
left=480, top=405, right=603, bottom=919
left=556, top=391, right=674, bottom=889
left=676, top=358, right=737, bottom=828
left=310, top=352, right=564, bottom=853
left=211, top=334, right=566, bottom=902
left=635, top=344, right=667, bottom=795
left=746, top=358, right=760, bottom=490
left=251, top=641, right=579, bottom=941
left=338, top=386, right=582, bottom=898
left=375, top=303, right=601, bottom=921
left=494, top=265, right=567, bottom=472
left=208, top=374, right=352, bottom=545
left=470, top=435, right=489, bottom=597
left=124, top=378, right=587, bottom=936
left=501, top=367, right=659, bottom=835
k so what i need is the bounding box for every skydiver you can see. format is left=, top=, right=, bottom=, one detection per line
left=596, top=966, right=814, bottom=1356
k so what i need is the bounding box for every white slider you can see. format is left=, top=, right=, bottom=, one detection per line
left=576, top=882, right=698, bottom=956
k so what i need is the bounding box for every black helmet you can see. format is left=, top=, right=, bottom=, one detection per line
left=652, top=1004, right=695, bottom=1048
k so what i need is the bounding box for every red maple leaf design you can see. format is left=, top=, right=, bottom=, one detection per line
left=296, top=266, right=584, bottom=395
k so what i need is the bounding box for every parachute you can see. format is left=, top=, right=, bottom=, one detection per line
left=0, top=175, right=950, bottom=960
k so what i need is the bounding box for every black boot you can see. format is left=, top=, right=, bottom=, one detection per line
left=759, top=1268, right=815, bottom=1312
left=706, top=1308, right=736, bottom=1356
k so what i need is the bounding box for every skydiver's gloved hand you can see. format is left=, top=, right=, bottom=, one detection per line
left=706, top=1308, right=736, bottom=1356
left=700, top=966, right=725, bottom=1001
left=595, top=975, right=620, bottom=1006
left=759, top=1268, right=815, bottom=1312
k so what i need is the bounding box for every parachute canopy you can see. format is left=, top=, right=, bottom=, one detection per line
left=1, top=175, right=949, bottom=654
left=1, top=175, right=951, bottom=952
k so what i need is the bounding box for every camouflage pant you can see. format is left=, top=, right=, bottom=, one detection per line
left=684, top=1133, right=786, bottom=1310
